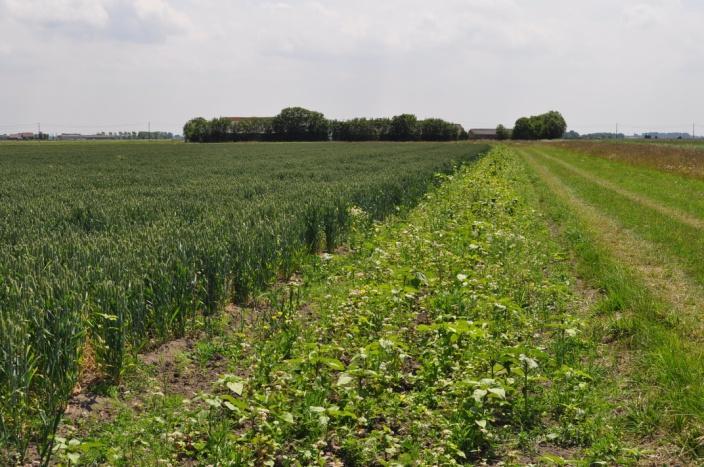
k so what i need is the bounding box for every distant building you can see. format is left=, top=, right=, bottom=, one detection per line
left=468, top=128, right=498, bottom=140
left=7, top=132, right=34, bottom=140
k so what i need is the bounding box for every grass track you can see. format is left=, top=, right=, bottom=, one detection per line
left=536, top=150, right=704, bottom=230
left=520, top=145, right=704, bottom=457
left=527, top=147, right=704, bottom=288
left=543, top=144, right=704, bottom=218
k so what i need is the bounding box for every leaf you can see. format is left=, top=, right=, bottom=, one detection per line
left=475, top=419, right=487, bottom=428
left=220, top=394, right=247, bottom=410
left=67, top=452, right=81, bottom=464
left=488, top=387, right=506, bottom=399
left=309, top=406, right=326, bottom=413
left=337, top=373, right=353, bottom=386
left=472, top=389, right=487, bottom=402
left=223, top=401, right=236, bottom=411
left=226, top=381, right=244, bottom=396
left=280, top=412, right=294, bottom=424
left=320, top=358, right=345, bottom=371
left=539, top=454, right=567, bottom=466
left=204, top=397, right=221, bottom=408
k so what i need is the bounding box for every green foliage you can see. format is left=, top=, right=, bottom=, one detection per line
left=66, top=146, right=641, bottom=465
left=0, top=141, right=487, bottom=464
left=420, top=118, right=463, bottom=141
left=496, top=124, right=511, bottom=141
left=512, top=111, right=567, bottom=140
left=183, top=117, right=275, bottom=143
left=389, top=113, right=419, bottom=141
left=186, top=110, right=467, bottom=143
left=272, top=107, right=329, bottom=141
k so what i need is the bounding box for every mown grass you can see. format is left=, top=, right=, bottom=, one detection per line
left=520, top=146, right=704, bottom=458
left=535, top=145, right=704, bottom=220
left=551, top=140, right=704, bottom=180
left=529, top=148, right=704, bottom=287
left=47, top=146, right=648, bottom=465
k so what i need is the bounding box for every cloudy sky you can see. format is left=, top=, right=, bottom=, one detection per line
left=1, top=0, right=702, bottom=135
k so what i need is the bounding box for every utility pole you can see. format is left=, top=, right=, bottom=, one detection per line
left=615, top=123, right=618, bottom=135
left=148, top=121, right=151, bottom=140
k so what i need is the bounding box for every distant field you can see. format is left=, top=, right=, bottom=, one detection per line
left=552, top=140, right=704, bottom=179
left=0, top=141, right=487, bottom=463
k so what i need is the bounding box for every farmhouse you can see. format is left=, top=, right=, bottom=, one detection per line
left=468, top=128, right=498, bottom=140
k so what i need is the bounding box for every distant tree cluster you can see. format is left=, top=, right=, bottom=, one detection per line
left=332, top=114, right=464, bottom=142
left=184, top=107, right=467, bottom=143
left=183, top=117, right=275, bottom=143
left=511, top=111, right=567, bottom=140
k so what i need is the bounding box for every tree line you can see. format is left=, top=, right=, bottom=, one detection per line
left=184, top=107, right=468, bottom=143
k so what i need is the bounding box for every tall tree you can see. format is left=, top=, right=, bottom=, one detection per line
left=388, top=114, right=419, bottom=141
left=273, top=107, right=329, bottom=141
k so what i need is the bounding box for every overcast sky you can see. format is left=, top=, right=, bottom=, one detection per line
left=1, top=0, right=703, bottom=135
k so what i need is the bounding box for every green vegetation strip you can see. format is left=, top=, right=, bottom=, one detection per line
left=0, top=141, right=488, bottom=464
left=521, top=147, right=704, bottom=459
left=536, top=148, right=704, bottom=230
left=539, top=144, right=704, bottom=222
left=528, top=148, right=704, bottom=287
left=49, top=146, right=649, bottom=465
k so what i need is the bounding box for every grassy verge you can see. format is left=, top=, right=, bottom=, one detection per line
left=49, top=146, right=646, bottom=465
left=551, top=141, right=704, bottom=180
left=520, top=147, right=704, bottom=459
left=529, top=147, right=704, bottom=286
left=537, top=145, right=704, bottom=219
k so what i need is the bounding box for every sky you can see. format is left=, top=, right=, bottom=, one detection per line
left=1, top=0, right=703, bottom=136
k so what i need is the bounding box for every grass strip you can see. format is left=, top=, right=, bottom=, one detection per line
left=520, top=147, right=704, bottom=459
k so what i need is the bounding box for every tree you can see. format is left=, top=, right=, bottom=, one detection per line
left=512, top=117, right=535, bottom=140
left=511, top=111, right=567, bottom=140
left=183, top=117, right=209, bottom=142
left=420, top=119, right=462, bottom=141
left=272, top=107, right=329, bottom=141
left=496, top=124, right=510, bottom=141
left=388, top=114, right=419, bottom=141
left=208, top=117, right=233, bottom=142
left=541, top=111, right=567, bottom=139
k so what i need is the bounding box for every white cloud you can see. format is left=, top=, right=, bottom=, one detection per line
left=0, top=0, right=190, bottom=42
left=0, top=0, right=703, bottom=135
left=3, top=0, right=110, bottom=28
